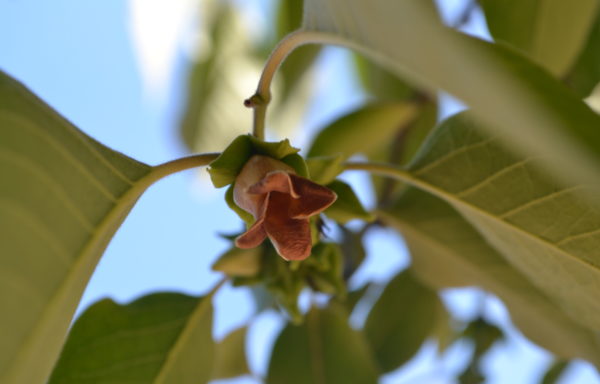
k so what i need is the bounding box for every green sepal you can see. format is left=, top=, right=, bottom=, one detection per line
left=212, top=246, right=262, bottom=277
left=208, top=134, right=300, bottom=188
left=225, top=185, right=254, bottom=226
left=280, top=153, right=310, bottom=178
left=305, top=155, right=344, bottom=185
left=325, top=180, right=375, bottom=223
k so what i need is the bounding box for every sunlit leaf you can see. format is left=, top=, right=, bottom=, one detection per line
left=307, top=102, right=417, bottom=159
left=480, top=0, right=599, bottom=75
left=49, top=293, right=214, bottom=384
left=566, top=9, right=600, bottom=97
left=302, top=0, right=600, bottom=192
left=379, top=188, right=600, bottom=365
left=212, top=326, right=250, bottom=380
left=0, top=71, right=154, bottom=384
left=364, top=269, right=443, bottom=373
left=266, top=305, right=379, bottom=384
left=405, top=112, right=600, bottom=331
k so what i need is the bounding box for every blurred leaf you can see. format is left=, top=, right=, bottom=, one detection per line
left=207, top=135, right=299, bottom=188
left=338, top=225, right=367, bottom=279
left=378, top=188, right=600, bottom=366
left=303, top=242, right=346, bottom=297
left=406, top=112, right=600, bottom=332
left=0, top=71, right=153, bottom=384
left=307, top=103, right=418, bottom=159
left=266, top=305, right=379, bottom=384
left=179, top=1, right=261, bottom=153
left=364, top=269, right=443, bottom=373
left=305, top=155, right=344, bottom=185
left=303, top=0, right=600, bottom=192
left=480, top=0, right=599, bottom=75
left=353, top=54, right=414, bottom=100
left=458, top=318, right=504, bottom=384
left=212, top=247, right=262, bottom=277
left=539, top=360, right=570, bottom=384
left=566, top=9, right=600, bottom=97
left=49, top=293, right=214, bottom=384
left=340, top=283, right=371, bottom=314
left=212, top=326, right=250, bottom=380
left=461, top=317, right=504, bottom=357
left=324, top=180, right=374, bottom=224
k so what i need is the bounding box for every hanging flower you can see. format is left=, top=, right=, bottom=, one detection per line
left=233, top=155, right=337, bottom=260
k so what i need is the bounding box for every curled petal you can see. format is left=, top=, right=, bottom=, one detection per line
left=263, top=192, right=312, bottom=260
left=287, top=173, right=337, bottom=219
left=235, top=218, right=267, bottom=249
left=247, top=171, right=299, bottom=198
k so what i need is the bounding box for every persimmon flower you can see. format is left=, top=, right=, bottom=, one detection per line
left=233, top=155, right=337, bottom=260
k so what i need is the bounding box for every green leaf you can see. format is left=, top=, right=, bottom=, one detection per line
left=212, top=246, right=262, bottom=277
left=364, top=269, right=443, bottom=373
left=266, top=305, right=379, bottom=384
left=405, top=112, right=600, bottom=331
left=207, top=135, right=300, bottom=188
left=539, top=360, right=570, bottom=384
left=353, top=54, right=415, bottom=101
left=307, top=102, right=418, bottom=159
left=305, top=155, right=344, bottom=185
left=566, top=9, right=600, bottom=97
left=0, top=71, right=154, bottom=384
left=179, top=1, right=260, bottom=153
left=378, top=188, right=600, bottom=365
left=49, top=293, right=214, bottom=384
left=302, top=0, right=600, bottom=192
left=325, top=180, right=374, bottom=224
left=212, top=326, right=250, bottom=380
left=461, top=317, right=504, bottom=357
left=480, top=0, right=599, bottom=75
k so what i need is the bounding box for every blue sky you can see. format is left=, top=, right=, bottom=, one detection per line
left=1, top=1, right=598, bottom=383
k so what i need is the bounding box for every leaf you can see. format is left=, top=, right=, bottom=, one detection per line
left=207, top=135, right=300, bottom=188
left=305, top=155, right=344, bottom=185
left=566, top=9, right=600, bottom=97
left=363, top=269, right=443, bottom=373
left=378, top=188, right=600, bottom=365
left=266, top=305, right=379, bottom=384
left=0, top=71, right=155, bottom=384
left=307, top=102, right=418, bottom=159
left=324, top=180, right=374, bottom=224
left=212, top=326, right=250, bottom=380
left=302, top=0, right=600, bottom=193
left=480, top=0, right=599, bottom=75
left=212, top=247, right=262, bottom=277
left=179, top=0, right=261, bottom=153
left=405, top=112, right=600, bottom=331
left=539, top=360, right=570, bottom=384
left=353, top=54, right=415, bottom=101
left=49, top=293, right=214, bottom=384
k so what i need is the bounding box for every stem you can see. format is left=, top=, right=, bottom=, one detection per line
left=147, top=153, right=220, bottom=186
left=246, top=30, right=350, bottom=140
left=343, top=161, right=436, bottom=195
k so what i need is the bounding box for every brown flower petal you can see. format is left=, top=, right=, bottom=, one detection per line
left=263, top=192, right=312, bottom=260
left=287, top=173, right=337, bottom=219
left=232, top=154, right=337, bottom=260
left=235, top=217, right=267, bottom=249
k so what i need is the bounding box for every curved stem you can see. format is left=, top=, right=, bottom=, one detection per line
left=146, top=153, right=220, bottom=186
left=246, top=30, right=350, bottom=140
left=343, top=161, right=439, bottom=196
